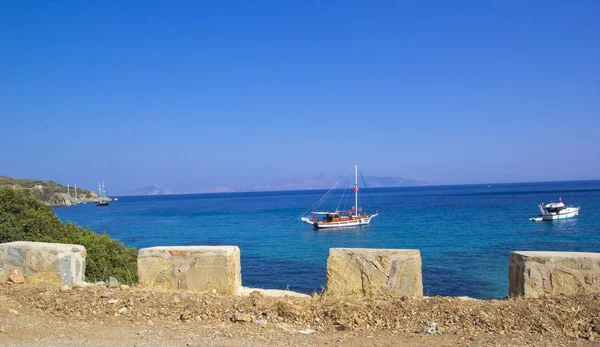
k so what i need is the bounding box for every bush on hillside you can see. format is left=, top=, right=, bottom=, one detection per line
left=0, top=187, right=138, bottom=284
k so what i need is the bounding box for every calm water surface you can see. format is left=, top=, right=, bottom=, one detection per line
left=54, top=181, right=600, bottom=298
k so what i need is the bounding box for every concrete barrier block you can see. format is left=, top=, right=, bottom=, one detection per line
left=326, top=248, right=423, bottom=298
left=509, top=251, right=600, bottom=298
left=137, top=246, right=241, bottom=294
left=0, top=241, right=86, bottom=286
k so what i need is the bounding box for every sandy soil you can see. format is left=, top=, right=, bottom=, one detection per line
left=1, top=282, right=599, bottom=346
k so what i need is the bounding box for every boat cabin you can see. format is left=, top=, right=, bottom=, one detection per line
left=543, top=202, right=565, bottom=213
left=323, top=213, right=355, bottom=222
left=316, top=211, right=367, bottom=223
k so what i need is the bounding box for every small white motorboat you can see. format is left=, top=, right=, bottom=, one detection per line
left=529, top=197, right=580, bottom=222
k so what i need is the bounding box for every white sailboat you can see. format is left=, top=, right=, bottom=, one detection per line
left=300, top=163, right=378, bottom=229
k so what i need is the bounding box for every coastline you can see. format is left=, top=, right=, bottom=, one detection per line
left=0, top=176, right=110, bottom=207
left=47, top=194, right=112, bottom=207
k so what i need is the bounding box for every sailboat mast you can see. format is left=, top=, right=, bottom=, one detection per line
left=74, top=184, right=78, bottom=201
left=354, top=163, right=358, bottom=217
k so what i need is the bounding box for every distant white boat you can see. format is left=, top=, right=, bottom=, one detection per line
left=530, top=197, right=580, bottom=222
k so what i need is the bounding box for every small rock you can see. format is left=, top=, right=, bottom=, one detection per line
left=147, top=319, right=155, bottom=326
left=195, top=316, right=203, bottom=322
left=120, top=284, right=130, bottom=290
left=107, top=299, right=118, bottom=305
left=74, top=282, right=92, bottom=289
left=425, top=322, right=441, bottom=335
left=8, top=270, right=24, bottom=284
left=354, top=317, right=365, bottom=326
left=107, top=277, right=120, bottom=288
left=119, top=307, right=127, bottom=315
left=8, top=309, right=19, bottom=315
left=232, top=312, right=252, bottom=322
left=211, top=289, right=217, bottom=294
left=100, top=291, right=113, bottom=298
left=95, top=281, right=105, bottom=287
left=0, top=327, right=5, bottom=333
left=298, top=329, right=316, bottom=335
left=593, top=325, right=600, bottom=334
left=59, top=285, right=71, bottom=292
left=255, top=319, right=267, bottom=325
left=137, top=330, right=146, bottom=336
left=180, top=310, right=193, bottom=321
left=334, top=322, right=347, bottom=331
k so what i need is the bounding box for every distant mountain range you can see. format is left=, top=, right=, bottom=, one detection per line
left=122, top=176, right=426, bottom=196
left=245, top=175, right=426, bottom=192
left=121, top=185, right=175, bottom=196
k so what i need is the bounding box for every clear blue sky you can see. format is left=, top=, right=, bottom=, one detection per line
left=1, top=1, right=598, bottom=193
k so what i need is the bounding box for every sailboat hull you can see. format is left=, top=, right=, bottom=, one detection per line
left=302, top=214, right=378, bottom=229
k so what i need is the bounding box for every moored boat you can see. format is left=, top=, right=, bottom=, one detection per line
left=96, top=181, right=110, bottom=206
left=300, top=163, right=378, bottom=229
left=529, top=197, right=580, bottom=222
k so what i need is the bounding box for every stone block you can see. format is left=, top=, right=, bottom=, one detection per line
left=0, top=241, right=86, bottom=286
left=509, top=251, right=600, bottom=298
left=326, top=248, right=423, bottom=298
left=137, top=246, right=241, bottom=294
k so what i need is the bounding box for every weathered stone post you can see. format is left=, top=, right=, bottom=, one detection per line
left=137, top=246, right=241, bottom=294
left=0, top=241, right=86, bottom=286
left=509, top=251, right=600, bottom=298
left=326, top=248, right=423, bottom=298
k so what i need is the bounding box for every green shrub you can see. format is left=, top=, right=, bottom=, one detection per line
left=0, top=187, right=138, bottom=284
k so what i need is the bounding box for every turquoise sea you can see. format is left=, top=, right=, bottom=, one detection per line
left=54, top=180, right=600, bottom=299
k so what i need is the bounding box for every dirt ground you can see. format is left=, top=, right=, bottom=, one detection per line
left=1, top=282, right=599, bottom=346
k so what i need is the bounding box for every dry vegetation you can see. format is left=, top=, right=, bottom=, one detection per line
left=1, top=282, right=599, bottom=346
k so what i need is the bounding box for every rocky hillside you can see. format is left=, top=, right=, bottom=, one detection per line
left=0, top=176, right=110, bottom=206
